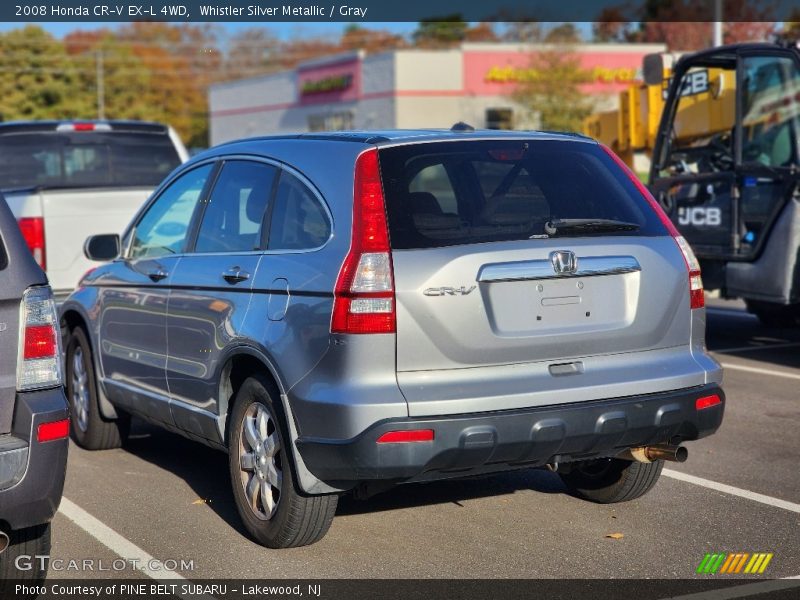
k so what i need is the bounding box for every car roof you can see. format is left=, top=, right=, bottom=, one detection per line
left=226, top=128, right=593, bottom=144
left=209, top=128, right=595, bottom=156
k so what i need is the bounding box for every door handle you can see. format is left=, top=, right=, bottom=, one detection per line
left=147, top=269, right=168, bottom=282
left=223, top=267, right=250, bottom=285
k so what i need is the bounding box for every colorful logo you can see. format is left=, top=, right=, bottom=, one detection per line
left=696, top=552, right=774, bottom=575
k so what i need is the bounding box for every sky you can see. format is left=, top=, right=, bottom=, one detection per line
left=0, top=21, right=419, bottom=40
left=0, top=21, right=597, bottom=42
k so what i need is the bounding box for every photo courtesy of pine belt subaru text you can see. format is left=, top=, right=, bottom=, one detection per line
left=61, top=128, right=725, bottom=548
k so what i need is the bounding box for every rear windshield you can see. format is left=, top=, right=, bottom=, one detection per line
left=0, top=131, right=182, bottom=190
left=379, top=140, right=667, bottom=249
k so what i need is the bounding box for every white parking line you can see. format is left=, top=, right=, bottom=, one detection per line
left=58, top=497, right=188, bottom=580
left=719, top=362, right=800, bottom=381
left=662, top=469, right=800, bottom=514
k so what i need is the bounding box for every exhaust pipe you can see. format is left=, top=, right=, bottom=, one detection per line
left=620, top=444, right=688, bottom=463
left=0, top=531, right=9, bottom=555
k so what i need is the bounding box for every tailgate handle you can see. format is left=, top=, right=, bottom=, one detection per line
left=478, top=255, right=640, bottom=283
left=223, top=267, right=250, bottom=285
left=147, top=269, right=168, bottom=282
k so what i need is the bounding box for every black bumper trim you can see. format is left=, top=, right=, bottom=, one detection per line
left=296, top=384, right=724, bottom=488
left=0, top=388, right=69, bottom=531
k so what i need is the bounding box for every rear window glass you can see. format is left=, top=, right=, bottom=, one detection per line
left=0, top=237, right=6, bottom=271
left=379, top=140, right=667, bottom=249
left=0, top=131, right=181, bottom=191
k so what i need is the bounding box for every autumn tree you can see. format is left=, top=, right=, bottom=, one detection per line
left=340, top=24, right=407, bottom=52
left=512, top=46, right=593, bottom=132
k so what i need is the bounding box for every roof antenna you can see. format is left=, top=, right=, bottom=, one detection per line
left=451, top=121, right=475, bottom=132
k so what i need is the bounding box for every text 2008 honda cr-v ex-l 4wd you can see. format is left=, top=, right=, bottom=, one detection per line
left=60, top=129, right=724, bottom=548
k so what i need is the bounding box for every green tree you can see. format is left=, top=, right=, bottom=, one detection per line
left=412, top=16, right=469, bottom=47
left=512, top=46, right=593, bottom=132
left=0, top=26, right=90, bottom=121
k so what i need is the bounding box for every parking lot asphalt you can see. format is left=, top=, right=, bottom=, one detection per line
left=47, top=298, right=800, bottom=583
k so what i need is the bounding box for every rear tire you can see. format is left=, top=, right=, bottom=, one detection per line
left=745, top=300, right=799, bottom=328
left=0, top=523, right=51, bottom=595
left=560, top=458, right=664, bottom=503
left=228, top=376, right=337, bottom=548
left=66, top=326, right=130, bottom=450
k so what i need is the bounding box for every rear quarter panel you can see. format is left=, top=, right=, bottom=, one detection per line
left=0, top=195, right=47, bottom=433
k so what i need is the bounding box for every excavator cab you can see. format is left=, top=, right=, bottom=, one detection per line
left=649, top=43, right=800, bottom=326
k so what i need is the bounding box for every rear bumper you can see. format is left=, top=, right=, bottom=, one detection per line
left=296, top=384, right=724, bottom=489
left=0, top=388, right=69, bottom=531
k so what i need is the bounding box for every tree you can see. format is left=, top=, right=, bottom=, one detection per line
left=412, top=16, right=469, bottom=48
left=0, top=26, right=90, bottom=121
left=340, top=25, right=407, bottom=52
left=545, top=23, right=581, bottom=43
left=592, top=7, right=636, bottom=42
left=633, top=0, right=776, bottom=49
left=224, top=27, right=281, bottom=80
left=464, top=22, right=498, bottom=42
left=499, top=22, right=542, bottom=43
left=512, top=46, right=593, bottom=132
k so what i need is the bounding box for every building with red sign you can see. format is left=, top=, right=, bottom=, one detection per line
left=208, top=42, right=666, bottom=145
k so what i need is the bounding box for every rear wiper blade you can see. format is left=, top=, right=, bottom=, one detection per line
left=543, top=218, right=640, bottom=235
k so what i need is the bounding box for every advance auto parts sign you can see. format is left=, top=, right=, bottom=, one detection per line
left=301, top=73, right=354, bottom=96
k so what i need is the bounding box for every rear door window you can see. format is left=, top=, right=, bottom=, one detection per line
left=379, top=140, right=668, bottom=249
left=194, top=161, right=277, bottom=254
left=267, top=171, right=330, bottom=250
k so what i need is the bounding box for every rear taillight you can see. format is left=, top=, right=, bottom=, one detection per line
left=18, top=217, right=46, bottom=270
left=674, top=235, right=705, bottom=309
left=17, top=287, right=62, bottom=391
left=331, top=148, right=396, bottom=334
left=600, top=145, right=704, bottom=310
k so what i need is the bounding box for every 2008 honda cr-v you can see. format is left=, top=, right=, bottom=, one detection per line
left=61, top=129, right=725, bottom=548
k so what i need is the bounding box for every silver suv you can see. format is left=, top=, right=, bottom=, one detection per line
left=61, top=130, right=725, bottom=548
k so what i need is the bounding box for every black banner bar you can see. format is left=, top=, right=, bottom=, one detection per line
left=4, top=579, right=800, bottom=600
left=3, top=0, right=797, bottom=23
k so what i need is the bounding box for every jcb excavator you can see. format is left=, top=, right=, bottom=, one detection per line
left=587, top=42, right=800, bottom=326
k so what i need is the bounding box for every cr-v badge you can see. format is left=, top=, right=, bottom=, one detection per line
left=423, top=286, right=476, bottom=296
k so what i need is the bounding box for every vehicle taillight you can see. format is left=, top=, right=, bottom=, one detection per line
left=18, top=217, right=46, bottom=270
left=17, top=287, right=62, bottom=391
left=331, top=148, right=396, bottom=334
left=600, top=145, right=704, bottom=310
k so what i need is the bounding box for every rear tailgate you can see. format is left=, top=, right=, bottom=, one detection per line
left=0, top=196, right=47, bottom=434
left=0, top=243, right=17, bottom=435
left=379, top=138, right=703, bottom=416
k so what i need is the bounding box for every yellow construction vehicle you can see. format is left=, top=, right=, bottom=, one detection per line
left=583, top=57, right=736, bottom=170
left=645, top=43, right=800, bottom=326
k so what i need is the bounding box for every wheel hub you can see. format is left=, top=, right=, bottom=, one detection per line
left=238, top=403, right=282, bottom=520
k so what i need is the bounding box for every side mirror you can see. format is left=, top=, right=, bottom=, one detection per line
left=84, top=234, right=121, bottom=261
left=643, top=54, right=664, bottom=86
